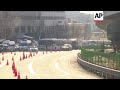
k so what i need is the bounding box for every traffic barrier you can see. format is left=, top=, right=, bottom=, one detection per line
left=6, top=60, right=9, bottom=65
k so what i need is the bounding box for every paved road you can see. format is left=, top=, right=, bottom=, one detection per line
left=0, top=50, right=101, bottom=79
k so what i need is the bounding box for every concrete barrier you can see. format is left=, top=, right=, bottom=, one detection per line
left=77, top=53, right=120, bottom=79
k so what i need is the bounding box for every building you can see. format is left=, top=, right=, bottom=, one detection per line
left=67, top=22, right=86, bottom=39
left=0, top=11, right=16, bottom=39
left=0, top=11, right=67, bottom=40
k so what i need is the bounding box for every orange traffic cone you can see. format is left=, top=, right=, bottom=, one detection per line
left=12, top=64, right=15, bottom=70
left=30, top=52, right=32, bottom=57
left=17, top=72, right=20, bottom=79
left=2, top=56, right=4, bottom=61
left=14, top=52, right=16, bottom=55
left=14, top=68, right=17, bottom=77
left=23, top=52, right=25, bottom=60
left=12, top=61, right=15, bottom=69
left=33, top=53, right=35, bottom=56
left=26, top=75, right=28, bottom=79
left=26, top=54, right=27, bottom=59
left=20, top=56, right=22, bottom=61
left=6, top=60, right=9, bottom=65
left=36, top=51, right=38, bottom=54
left=13, top=67, right=16, bottom=74
left=12, top=56, right=14, bottom=61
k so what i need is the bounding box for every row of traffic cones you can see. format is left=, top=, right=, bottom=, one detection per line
left=42, top=49, right=60, bottom=54
left=12, top=60, right=28, bottom=79
left=12, top=61, right=20, bottom=79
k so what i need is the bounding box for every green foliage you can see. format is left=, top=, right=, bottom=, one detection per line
left=80, top=45, right=120, bottom=70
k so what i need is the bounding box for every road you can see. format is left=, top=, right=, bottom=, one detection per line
left=0, top=50, right=101, bottom=79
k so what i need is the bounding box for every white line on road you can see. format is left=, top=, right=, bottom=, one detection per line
left=28, top=62, right=36, bottom=74
left=28, top=53, right=57, bottom=74
left=55, top=62, right=71, bottom=75
left=0, top=62, right=6, bottom=68
left=55, top=53, right=77, bottom=76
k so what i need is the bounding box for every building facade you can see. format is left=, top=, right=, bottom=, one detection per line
left=0, top=11, right=67, bottom=40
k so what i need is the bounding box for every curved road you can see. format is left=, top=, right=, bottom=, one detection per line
left=0, top=50, right=101, bottom=79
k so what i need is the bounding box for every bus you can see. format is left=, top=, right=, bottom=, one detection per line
left=38, top=38, right=78, bottom=50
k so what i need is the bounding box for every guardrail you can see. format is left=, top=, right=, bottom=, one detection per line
left=77, top=45, right=120, bottom=79
left=77, top=54, right=120, bottom=79
left=80, top=47, right=120, bottom=70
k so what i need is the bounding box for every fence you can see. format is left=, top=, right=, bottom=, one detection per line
left=80, top=45, right=120, bottom=70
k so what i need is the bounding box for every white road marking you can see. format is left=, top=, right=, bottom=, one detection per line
left=28, top=62, right=36, bottom=74
left=55, top=53, right=77, bottom=76
left=55, top=62, right=71, bottom=75
left=28, top=51, right=80, bottom=78
left=0, top=62, right=6, bottom=68
left=28, top=52, right=59, bottom=75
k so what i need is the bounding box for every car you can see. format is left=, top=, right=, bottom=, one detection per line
left=38, top=45, right=46, bottom=50
left=28, top=46, right=38, bottom=52
left=19, top=43, right=30, bottom=51
left=6, top=44, right=19, bottom=52
left=61, top=44, right=72, bottom=51
left=0, top=44, right=9, bottom=52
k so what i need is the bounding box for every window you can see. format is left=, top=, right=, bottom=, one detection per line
left=58, top=21, right=62, bottom=23
left=15, top=27, right=19, bottom=33
left=21, top=26, right=25, bottom=33
left=27, top=26, right=32, bottom=33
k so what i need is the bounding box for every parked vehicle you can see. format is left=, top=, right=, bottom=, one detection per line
left=19, top=43, right=30, bottom=51
left=0, top=44, right=8, bottom=52
left=38, top=45, right=46, bottom=50
left=28, top=46, right=38, bottom=52
left=19, top=40, right=31, bottom=51
left=7, top=44, right=19, bottom=51
left=61, top=44, right=72, bottom=51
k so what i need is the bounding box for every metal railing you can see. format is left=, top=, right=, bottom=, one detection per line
left=80, top=45, right=120, bottom=70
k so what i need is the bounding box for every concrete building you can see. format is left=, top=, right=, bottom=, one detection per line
left=67, top=23, right=86, bottom=39
left=0, top=11, right=67, bottom=40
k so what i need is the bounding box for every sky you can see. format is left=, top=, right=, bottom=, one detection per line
left=80, top=11, right=96, bottom=14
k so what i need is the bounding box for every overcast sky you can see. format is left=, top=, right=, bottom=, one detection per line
left=80, top=11, right=96, bottom=14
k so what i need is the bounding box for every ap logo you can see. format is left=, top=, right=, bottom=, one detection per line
left=94, top=11, right=104, bottom=22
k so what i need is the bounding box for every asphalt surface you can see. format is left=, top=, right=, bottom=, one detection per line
left=0, top=50, right=101, bottom=79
